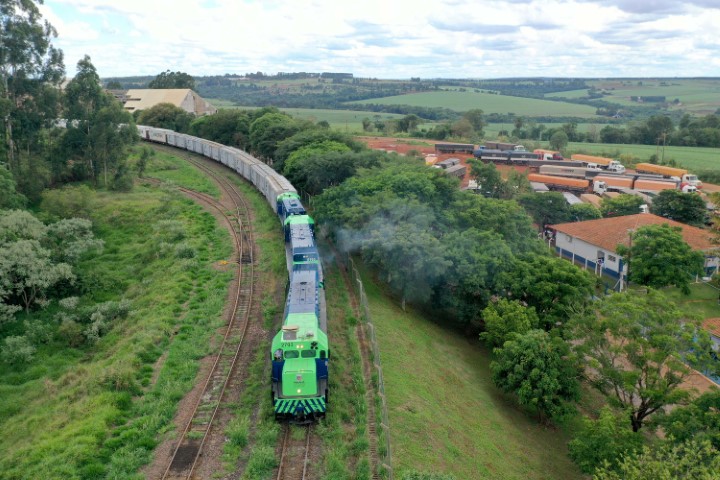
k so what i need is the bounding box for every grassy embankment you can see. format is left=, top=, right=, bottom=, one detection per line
left=353, top=263, right=583, bottom=479
left=0, top=150, right=235, bottom=478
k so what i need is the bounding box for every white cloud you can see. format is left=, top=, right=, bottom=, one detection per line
left=41, top=0, right=720, bottom=78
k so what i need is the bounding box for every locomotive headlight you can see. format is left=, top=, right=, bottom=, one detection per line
left=297, top=389, right=301, bottom=393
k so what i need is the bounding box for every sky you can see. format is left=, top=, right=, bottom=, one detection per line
left=41, top=0, right=720, bottom=79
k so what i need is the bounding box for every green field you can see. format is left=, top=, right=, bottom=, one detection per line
left=346, top=90, right=600, bottom=117
left=561, top=142, right=720, bottom=172
left=548, top=79, right=720, bottom=115
left=357, top=264, right=582, bottom=479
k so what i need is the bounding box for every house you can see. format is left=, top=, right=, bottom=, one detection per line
left=549, top=214, right=719, bottom=286
left=122, top=89, right=217, bottom=116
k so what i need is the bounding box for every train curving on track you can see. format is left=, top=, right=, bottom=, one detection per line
left=138, top=126, right=329, bottom=423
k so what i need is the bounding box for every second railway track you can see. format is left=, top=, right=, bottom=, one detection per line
left=156, top=148, right=260, bottom=480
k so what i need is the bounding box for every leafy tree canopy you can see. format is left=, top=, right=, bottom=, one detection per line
left=593, top=439, right=720, bottom=480
left=148, top=70, right=195, bottom=89
left=491, top=329, right=581, bottom=420
left=568, top=406, right=644, bottom=474
left=499, top=254, right=594, bottom=330
left=650, top=189, right=707, bottom=226
left=518, top=192, right=573, bottom=228
left=138, top=102, right=193, bottom=132
left=569, top=290, right=715, bottom=432
left=617, top=223, right=705, bottom=293
left=480, top=298, right=539, bottom=348
left=600, top=194, right=645, bottom=217
left=654, top=390, right=720, bottom=449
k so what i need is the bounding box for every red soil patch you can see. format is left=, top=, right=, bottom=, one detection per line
left=356, top=136, right=479, bottom=187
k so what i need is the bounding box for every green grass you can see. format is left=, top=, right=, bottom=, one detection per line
left=355, top=262, right=583, bottom=479
left=560, top=142, right=720, bottom=172
left=140, top=149, right=220, bottom=196
left=557, top=79, right=720, bottom=115
left=657, top=282, right=720, bottom=321
left=346, top=91, right=599, bottom=117
left=545, top=89, right=592, bottom=99
left=0, top=179, right=234, bottom=478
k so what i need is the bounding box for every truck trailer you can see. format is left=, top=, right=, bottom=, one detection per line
left=633, top=163, right=702, bottom=188
left=534, top=149, right=564, bottom=161
left=527, top=174, right=607, bottom=195
left=484, top=141, right=525, bottom=151
left=570, top=154, right=626, bottom=173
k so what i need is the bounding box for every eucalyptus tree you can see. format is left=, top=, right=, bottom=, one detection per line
left=0, top=0, right=64, bottom=172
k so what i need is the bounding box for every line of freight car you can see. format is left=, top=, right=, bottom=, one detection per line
left=527, top=174, right=608, bottom=194
left=474, top=151, right=586, bottom=169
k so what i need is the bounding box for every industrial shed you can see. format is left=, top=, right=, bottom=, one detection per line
left=549, top=214, right=719, bottom=287
left=123, top=89, right=217, bottom=115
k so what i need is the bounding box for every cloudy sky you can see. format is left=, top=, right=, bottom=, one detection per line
left=41, top=0, right=720, bottom=79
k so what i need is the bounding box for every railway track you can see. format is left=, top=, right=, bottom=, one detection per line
left=275, top=425, right=317, bottom=480
left=158, top=150, right=258, bottom=480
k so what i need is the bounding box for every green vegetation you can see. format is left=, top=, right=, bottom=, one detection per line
left=207, top=102, right=407, bottom=131
left=348, top=90, right=599, bottom=117
left=0, top=179, right=234, bottom=478
left=356, top=262, right=583, bottom=479
left=136, top=148, right=220, bottom=197
left=564, top=142, right=720, bottom=172
left=569, top=291, right=714, bottom=433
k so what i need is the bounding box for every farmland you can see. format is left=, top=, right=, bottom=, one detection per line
left=346, top=90, right=600, bottom=117
left=547, top=79, right=720, bottom=115
left=563, top=142, right=720, bottom=172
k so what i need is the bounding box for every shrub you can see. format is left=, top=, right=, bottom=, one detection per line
left=2, top=336, right=36, bottom=364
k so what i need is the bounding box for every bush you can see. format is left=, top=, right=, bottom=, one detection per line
left=40, top=185, right=97, bottom=219
left=568, top=406, right=644, bottom=474
left=174, top=242, right=196, bottom=259
left=2, top=336, right=36, bottom=364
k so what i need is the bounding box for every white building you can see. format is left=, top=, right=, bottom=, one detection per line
left=549, top=213, right=720, bottom=285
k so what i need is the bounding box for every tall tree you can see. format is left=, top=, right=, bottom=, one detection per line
left=650, top=189, right=707, bottom=226
left=518, top=192, right=573, bottom=228
left=0, top=0, right=64, bottom=172
left=148, top=70, right=195, bottom=89
left=138, top=102, right=193, bottom=132
left=569, top=291, right=715, bottom=432
left=62, top=56, right=136, bottom=186
left=549, top=130, right=568, bottom=150
left=617, top=223, right=704, bottom=293
left=462, top=108, right=485, bottom=135
left=499, top=254, right=594, bottom=330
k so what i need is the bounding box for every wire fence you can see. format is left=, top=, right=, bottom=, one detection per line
left=343, top=252, right=393, bottom=479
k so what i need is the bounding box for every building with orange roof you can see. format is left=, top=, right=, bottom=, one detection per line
left=548, top=213, right=719, bottom=288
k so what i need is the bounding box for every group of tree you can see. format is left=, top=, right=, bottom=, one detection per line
left=1, top=1, right=137, bottom=361
left=1, top=1, right=138, bottom=199
left=147, top=69, right=195, bottom=90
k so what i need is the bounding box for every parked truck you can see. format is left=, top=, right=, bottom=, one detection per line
left=527, top=174, right=608, bottom=195
left=570, top=154, right=626, bottom=173
left=593, top=174, right=697, bottom=193
left=539, top=165, right=602, bottom=179
left=633, top=163, right=703, bottom=188
left=484, top=141, right=526, bottom=151
left=534, top=149, right=564, bottom=161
